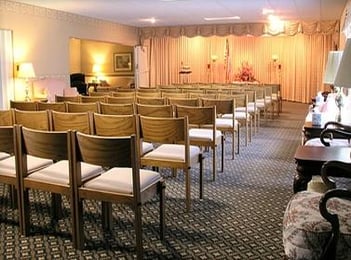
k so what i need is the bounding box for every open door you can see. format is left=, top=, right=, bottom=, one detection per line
left=134, top=45, right=149, bottom=88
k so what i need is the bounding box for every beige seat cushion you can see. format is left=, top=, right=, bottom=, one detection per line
left=27, top=160, right=102, bottom=184
left=142, top=141, right=154, bottom=155
left=83, top=167, right=161, bottom=194
left=143, top=144, right=201, bottom=165
left=0, top=155, right=53, bottom=177
left=215, top=118, right=239, bottom=130
left=0, top=152, right=11, bottom=161
left=189, top=128, right=222, bottom=144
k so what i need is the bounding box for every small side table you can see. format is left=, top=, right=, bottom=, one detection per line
left=293, top=145, right=351, bottom=193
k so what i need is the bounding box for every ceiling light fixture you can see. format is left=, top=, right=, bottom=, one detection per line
left=262, top=8, right=274, bottom=15
left=140, top=17, right=157, bottom=24
left=204, top=16, right=240, bottom=21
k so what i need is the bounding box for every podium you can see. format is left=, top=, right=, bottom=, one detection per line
left=179, top=66, right=191, bottom=83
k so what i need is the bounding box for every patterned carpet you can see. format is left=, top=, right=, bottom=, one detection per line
left=0, top=101, right=309, bottom=259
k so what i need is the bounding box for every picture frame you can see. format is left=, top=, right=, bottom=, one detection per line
left=114, top=52, right=132, bottom=72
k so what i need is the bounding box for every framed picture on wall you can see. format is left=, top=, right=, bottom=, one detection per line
left=114, top=52, right=132, bottom=72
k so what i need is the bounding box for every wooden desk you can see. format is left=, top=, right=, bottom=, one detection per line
left=294, top=145, right=351, bottom=193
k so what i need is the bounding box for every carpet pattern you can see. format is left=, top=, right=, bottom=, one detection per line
left=0, top=101, right=309, bottom=259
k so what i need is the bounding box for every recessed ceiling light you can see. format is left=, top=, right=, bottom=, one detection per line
left=262, top=8, right=274, bottom=15
left=204, top=16, right=240, bottom=21
left=140, top=17, right=157, bottom=24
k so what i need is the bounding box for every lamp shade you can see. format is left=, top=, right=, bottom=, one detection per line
left=334, top=38, right=351, bottom=88
left=92, top=64, right=102, bottom=73
left=323, top=51, right=343, bottom=85
left=17, top=62, right=36, bottom=79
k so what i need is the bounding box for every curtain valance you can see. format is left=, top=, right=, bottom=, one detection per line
left=139, top=20, right=339, bottom=40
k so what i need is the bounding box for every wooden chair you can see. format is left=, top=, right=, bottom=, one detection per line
left=37, top=102, right=66, bottom=112
left=55, top=95, right=80, bottom=103
left=13, top=109, right=51, bottom=130
left=14, top=125, right=101, bottom=247
left=139, top=115, right=202, bottom=211
left=92, top=113, right=153, bottom=155
left=243, top=89, right=260, bottom=134
left=80, top=95, right=106, bottom=103
left=73, top=132, right=165, bottom=257
left=175, top=105, right=223, bottom=181
left=51, top=111, right=93, bottom=134
left=66, top=101, right=99, bottom=113
left=167, top=97, right=200, bottom=107
left=0, top=109, right=13, bottom=126
left=136, top=96, right=167, bottom=105
left=136, top=103, right=174, bottom=118
left=162, top=92, right=188, bottom=99
left=111, top=91, right=136, bottom=99
left=135, top=91, right=162, bottom=98
left=105, top=96, right=135, bottom=104
left=219, top=93, right=252, bottom=146
left=99, top=102, right=135, bottom=115
left=10, top=100, right=38, bottom=111
left=201, top=98, right=239, bottom=158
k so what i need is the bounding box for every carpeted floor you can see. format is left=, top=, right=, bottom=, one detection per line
left=0, top=101, right=309, bottom=259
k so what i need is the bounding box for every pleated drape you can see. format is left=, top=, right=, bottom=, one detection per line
left=146, top=33, right=335, bottom=103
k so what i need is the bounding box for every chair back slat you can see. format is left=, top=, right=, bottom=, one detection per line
left=136, top=104, right=173, bottom=118
left=51, top=111, right=92, bottom=134
left=93, top=113, right=137, bottom=137
left=0, top=110, right=13, bottom=126
left=99, top=102, right=135, bottom=115
left=13, top=109, right=51, bottom=130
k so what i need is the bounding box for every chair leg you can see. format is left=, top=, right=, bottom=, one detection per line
left=231, top=131, right=235, bottom=160
left=21, top=188, right=30, bottom=236
left=221, top=136, right=224, bottom=172
left=74, top=198, right=85, bottom=249
left=102, top=201, right=113, bottom=230
left=185, top=168, right=191, bottom=212
left=134, top=204, right=143, bottom=260
left=10, top=185, right=18, bottom=209
left=212, top=145, right=216, bottom=181
left=159, top=180, right=166, bottom=241
left=51, top=193, right=63, bottom=220
left=199, top=154, right=203, bottom=200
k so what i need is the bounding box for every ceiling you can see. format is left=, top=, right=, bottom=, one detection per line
left=11, top=0, right=348, bottom=27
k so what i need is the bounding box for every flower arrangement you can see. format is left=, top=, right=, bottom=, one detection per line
left=234, top=61, right=256, bottom=82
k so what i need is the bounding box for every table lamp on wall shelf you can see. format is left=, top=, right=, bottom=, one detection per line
left=334, top=38, right=351, bottom=123
left=92, top=64, right=102, bottom=83
left=17, top=62, right=36, bottom=101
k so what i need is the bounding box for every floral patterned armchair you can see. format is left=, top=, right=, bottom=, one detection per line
left=283, top=160, right=351, bottom=259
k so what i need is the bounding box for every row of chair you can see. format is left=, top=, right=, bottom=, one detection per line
left=10, top=98, right=240, bottom=162
left=0, top=109, right=213, bottom=256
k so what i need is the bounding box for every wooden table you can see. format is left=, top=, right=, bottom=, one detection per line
left=293, top=145, right=351, bottom=193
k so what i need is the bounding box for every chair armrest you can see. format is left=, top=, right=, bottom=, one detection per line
left=321, top=160, right=351, bottom=189
left=319, top=188, right=351, bottom=260
left=324, top=121, right=351, bottom=131
left=320, top=128, right=351, bottom=146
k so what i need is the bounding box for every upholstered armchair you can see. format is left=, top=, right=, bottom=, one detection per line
left=70, top=73, right=87, bottom=95
left=283, top=160, right=351, bottom=259
left=320, top=122, right=351, bottom=147
left=305, top=121, right=351, bottom=147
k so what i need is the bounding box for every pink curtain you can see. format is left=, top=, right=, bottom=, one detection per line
left=146, top=33, right=335, bottom=103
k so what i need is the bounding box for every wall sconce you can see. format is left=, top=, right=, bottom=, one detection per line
left=17, top=62, right=36, bottom=101
left=272, top=54, right=279, bottom=62
left=211, top=55, right=218, bottom=63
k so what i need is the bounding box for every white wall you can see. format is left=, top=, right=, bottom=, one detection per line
left=0, top=0, right=139, bottom=82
